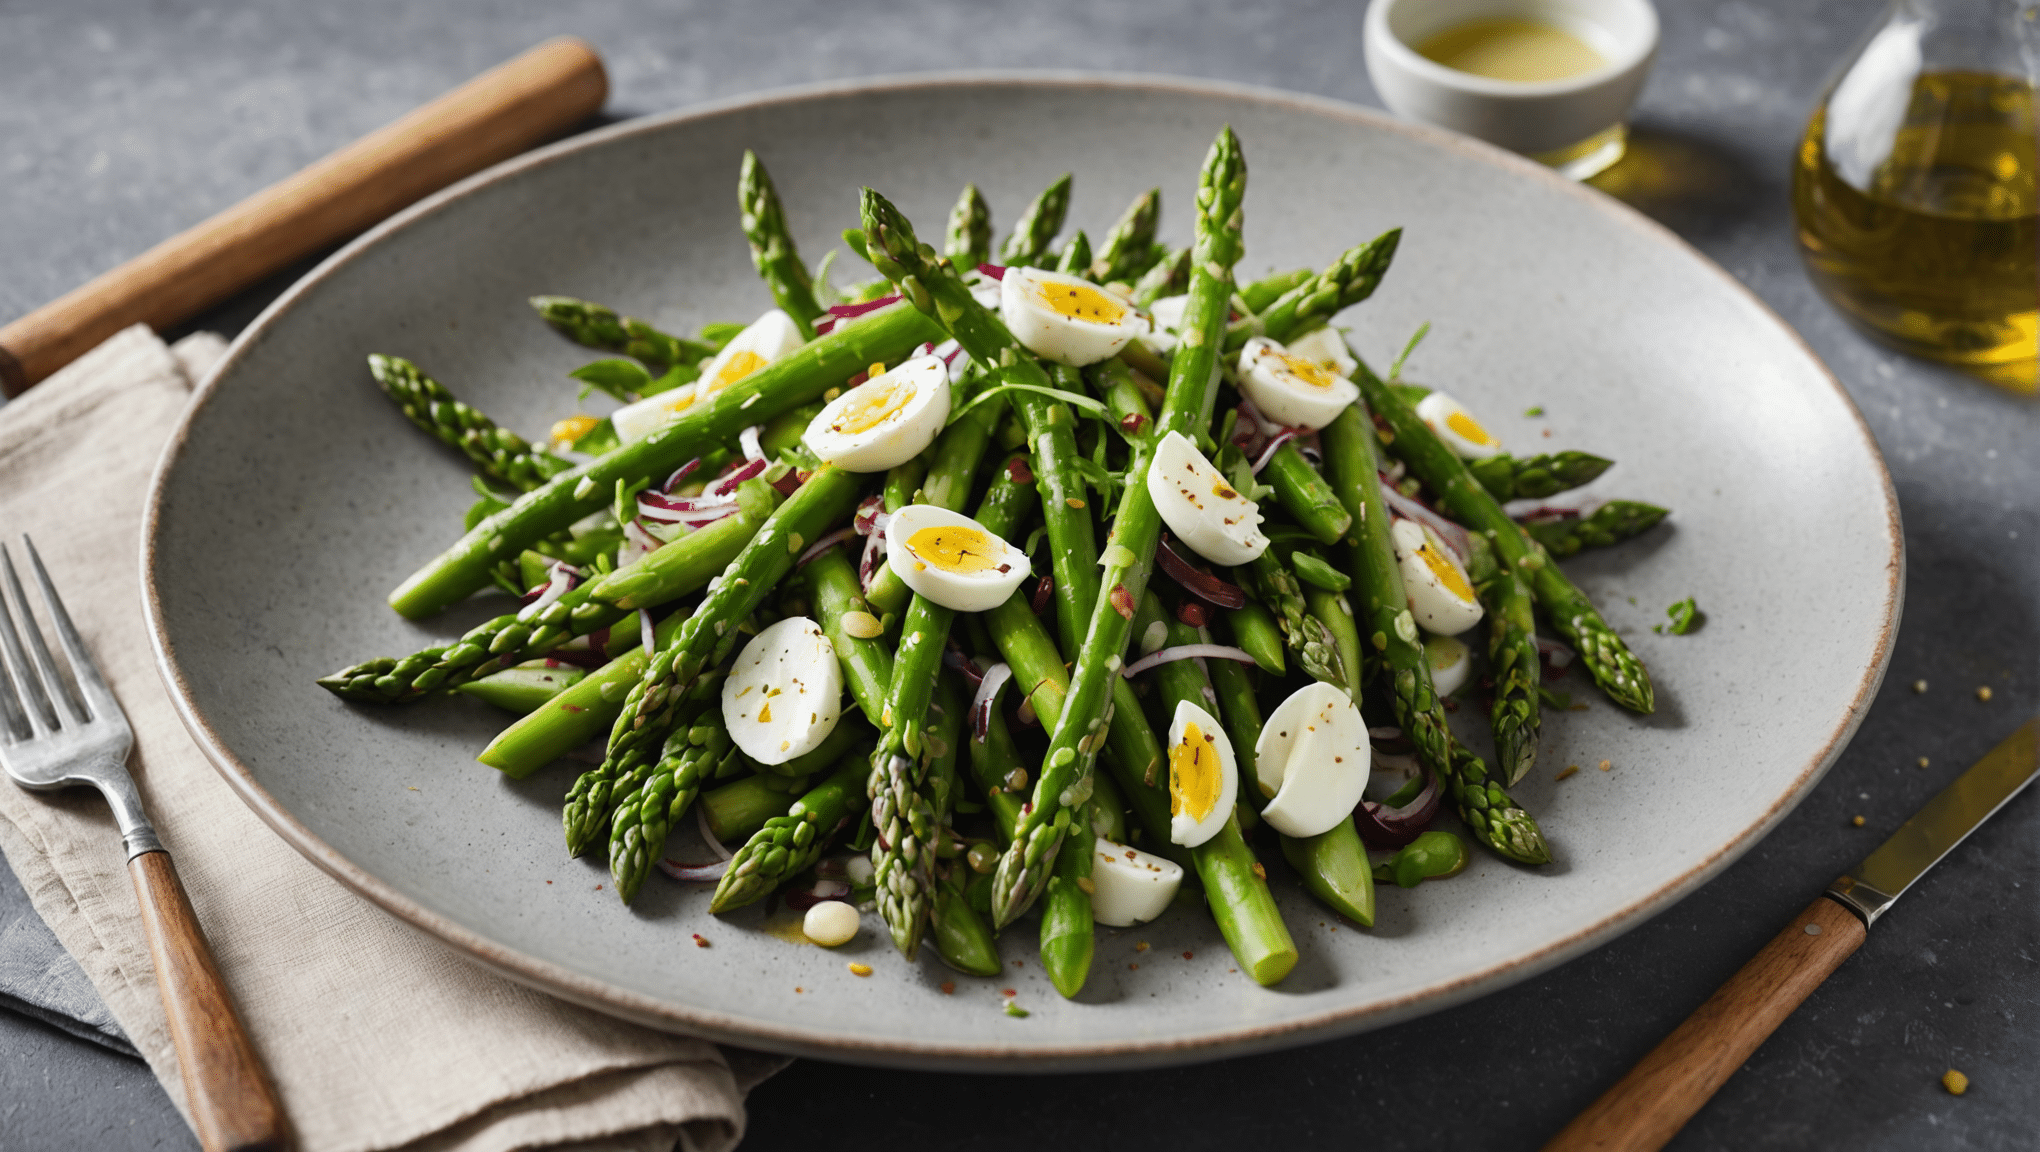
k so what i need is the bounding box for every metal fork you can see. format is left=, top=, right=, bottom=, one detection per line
left=0, top=536, right=291, bottom=1152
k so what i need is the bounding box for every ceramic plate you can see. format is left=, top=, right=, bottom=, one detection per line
left=144, top=74, right=1900, bottom=1070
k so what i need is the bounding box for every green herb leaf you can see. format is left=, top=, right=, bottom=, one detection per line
left=948, top=381, right=1107, bottom=427
left=570, top=358, right=653, bottom=403
left=1664, top=596, right=1704, bottom=635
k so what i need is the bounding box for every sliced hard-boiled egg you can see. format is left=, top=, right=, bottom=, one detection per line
left=1167, top=699, right=1239, bottom=848
left=1146, top=431, right=1269, bottom=566
left=613, top=309, right=804, bottom=443
left=1090, top=839, right=1184, bottom=926
left=801, top=354, right=950, bottom=472
left=1425, top=634, right=1473, bottom=697
left=1415, top=391, right=1503, bottom=459
left=1000, top=265, right=1145, bottom=366
left=885, top=504, right=1030, bottom=612
left=1236, top=336, right=1361, bottom=430
left=1147, top=294, right=1190, bottom=334
left=1391, top=519, right=1484, bottom=637
left=963, top=269, right=1003, bottom=311
left=1284, top=326, right=1358, bottom=379
left=1254, top=681, right=1371, bottom=838
left=722, top=616, right=843, bottom=766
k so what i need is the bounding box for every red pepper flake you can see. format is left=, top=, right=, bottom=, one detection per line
left=1109, top=584, right=1135, bottom=619
left=562, top=704, right=585, bottom=713
left=1002, top=987, right=1018, bottom=997
left=595, top=884, right=604, bottom=890
left=940, top=982, right=956, bottom=995
left=692, top=933, right=710, bottom=948
left=1119, top=412, right=1149, bottom=435
left=1182, top=950, right=1194, bottom=960
left=795, top=987, right=804, bottom=993
left=1176, top=600, right=1207, bottom=628
left=845, top=369, right=870, bottom=389
left=1128, top=963, right=1140, bottom=970
left=546, top=880, right=553, bottom=885
left=1012, top=960, right=1025, bottom=968
left=1006, top=457, right=1035, bottom=485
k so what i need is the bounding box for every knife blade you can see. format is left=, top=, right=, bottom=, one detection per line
left=1547, top=718, right=2040, bottom=1152
left=1829, top=718, right=2039, bottom=925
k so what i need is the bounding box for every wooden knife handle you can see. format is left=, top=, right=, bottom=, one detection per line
left=0, top=36, right=607, bottom=397
left=129, top=850, right=291, bottom=1152
left=1543, top=897, right=1866, bottom=1152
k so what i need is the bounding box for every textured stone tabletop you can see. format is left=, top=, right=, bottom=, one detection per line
left=1, top=1, right=2035, bottom=1149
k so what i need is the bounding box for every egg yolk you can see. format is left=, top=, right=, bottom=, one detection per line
left=1036, top=280, right=1127, bottom=325
left=1278, top=353, right=1342, bottom=390
left=1418, top=543, right=1476, bottom=603
left=1445, top=410, right=1497, bottom=446
left=906, top=524, right=1005, bottom=574
left=832, top=377, right=912, bottom=435
left=550, top=414, right=600, bottom=444
left=1169, top=722, right=1222, bottom=822
left=705, top=348, right=769, bottom=394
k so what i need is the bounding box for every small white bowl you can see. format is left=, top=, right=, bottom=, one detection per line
left=1365, top=0, right=1659, bottom=164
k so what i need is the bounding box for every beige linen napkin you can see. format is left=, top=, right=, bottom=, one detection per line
left=0, top=326, right=783, bottom=1152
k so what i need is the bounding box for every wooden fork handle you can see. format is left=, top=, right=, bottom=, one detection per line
left=130, top=850, right=292, bottom=1152
left=1543, top=897, right=1867, bottom=1152
left=0, top=36, right=607, bottom=397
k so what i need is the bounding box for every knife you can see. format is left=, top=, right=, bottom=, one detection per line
left=1545, top=718, right=2040, bottom=1152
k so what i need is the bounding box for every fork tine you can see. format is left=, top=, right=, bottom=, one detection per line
left=0, top=552, right=52, bottom=738
left=0, top=543, right=82, bottom=729
left=21, top=536, right=119, bottom=723
left=0, top=608, right=27, bottom=743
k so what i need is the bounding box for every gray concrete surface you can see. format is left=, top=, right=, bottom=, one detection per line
left=1, top=1, right=2035, bottom=1149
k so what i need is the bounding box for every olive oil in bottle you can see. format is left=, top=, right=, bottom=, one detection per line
left=1792, top=70, right=2037, bottom=391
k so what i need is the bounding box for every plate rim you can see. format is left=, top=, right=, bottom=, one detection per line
left=140, top=68, right=1905, bottom=1070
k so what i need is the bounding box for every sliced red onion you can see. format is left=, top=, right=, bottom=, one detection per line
left=639, top=608, right=655, bottom=656
left=1121, top=644, right=1257, bottom=679
left=1155, top=537, right=1247, bottom=609
left=738, top=424, right=765, bottom=463
left=658, top=859, right=730, bottom=883
left=943, top=642, right=986, bottom=689
left=515, top=562, right=577, bottom=622
left=704, top=457, right=768, bottom=498
left=1030, top=574, right=1053, bottom=615
left=969, top=662, right=1013, bottom=741
left=826, top=295, right=902, bottom=319
left=769, top=467, right=805, bottom=496
left=976, top=263, right=1006, bottom=280
left=1176, top=600, right=1208, bottom=628
left=797, top=526, right=857, bottom=568
left=1513, top=502, right=1593, bottom=523
left=1378, top=479, right=1473, bottom=563
left=663, top=457, right=703, bottom=493
left=1251, top=429, right=1302, bottom=474
left=697, top=802, right=734, bottom=861
left=1354, top=761, right=1442, bottom=850
left=853, top=495, right=889, bottom=537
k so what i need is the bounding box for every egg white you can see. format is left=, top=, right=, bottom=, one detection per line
left=613, top=309, right=804, bottom=443
left=885, top=503, right=1030, bottom=613
left=1391, top=518, right=1484, bottom=637
left=1089, top=839, right=1184, bottom=927
left=1145, top=431, right=1269, bottom=567
left=801, top=354, right=950, bottom=472
left=1000, top=266, right=1144, bottom=367
left=1415, top=391, right=1503, bottom=459
left=1425, top=634, right=1473, bottom=697
left=1235, top=336, right=1361, bottom=430
left=1254, top=681, right=1371, bottom=838
left=721, top=616, right=844, bottom=765
left=1167, top=699, right=1239, bottom=848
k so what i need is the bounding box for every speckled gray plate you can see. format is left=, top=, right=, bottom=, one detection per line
left=142, top=74, right=1901, bottom=1071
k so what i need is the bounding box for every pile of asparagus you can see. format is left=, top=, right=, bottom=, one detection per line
left=321, top=128, right=1669, bottom=996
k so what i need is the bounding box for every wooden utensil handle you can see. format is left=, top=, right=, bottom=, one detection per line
left=130, top=850, right=292, bottom=1152
left=0, top=36, right=607, bottom=397
left=1543, top=897, right=1866, bottom=1152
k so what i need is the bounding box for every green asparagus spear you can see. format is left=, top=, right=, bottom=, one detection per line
left=1465, top=532, right=1540, bottom=786
left=1240, top=267, right=1312, bottom=314
left=455, top=660, right=587, bottom=714
left=711, top=749, right=872, bottom=912
left=1262, top=445, right=1353, bottom=545
left=370, top=355, right=573, bottom=491
left=1222, top=598, right=1287, bottom=676
left=1130, top=246, right=1190, bottom=307
left=739, top=151, right=825, bottom=336
left=945, top=184, right=994, bottom=271
left=996, top=173, right=1072, bottom=266
left=320, top=483, right=777, bottom=704
left=1303, top=586, right=1367, bottom=705
left=702, top=772, right=800, bottom=844
left=1469, top=451, right=1614, bottom=502
left=932, top=867, right=1002, bottom=977
left=1223, top=228, right=1400, bottom=352
left=1322, top=402, right=1551, bottom=864
left=1040, top=798, right=1096, bottom=998
left=1357, top=367, right=1653, bottom=713
left=475, top=606, right=689, bottom=779
left=607, top=711, right=741, bottom=901
left=529, top=296, right=714, bottom=374
left=1056, top=230, right=1092, bottom=278
left=1238, top=550, right=1344, bottom=686
left=391, top=300, right=940, bottom=619
left=1087, top=189, right=1161, bottom=285
left=980, top=126, right=1247, bottom=926
left=1522, top=500, right=1671, bottom=558
left=799, top=547, right=893, bottom=726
